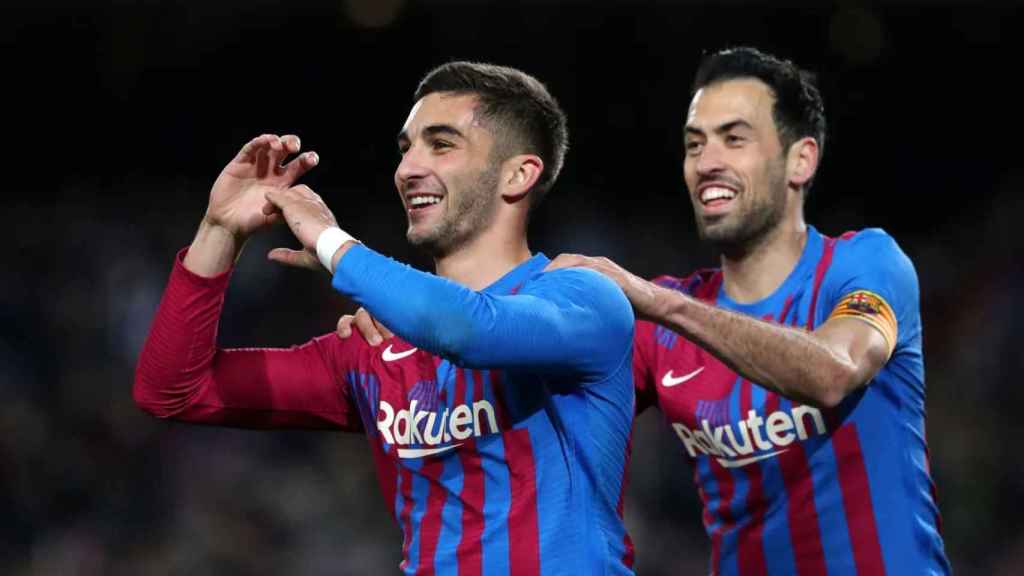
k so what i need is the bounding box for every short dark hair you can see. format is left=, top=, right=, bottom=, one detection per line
left=414, top=61, right=569, bottom=205
left=692, top=47, right=826, bottom=186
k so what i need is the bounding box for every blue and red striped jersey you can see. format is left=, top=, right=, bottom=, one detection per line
left=332, top=246, right=637, bottom=575
left=135, top=246, right=637, bottom=575
left=633, top=227, right=950, bottom=575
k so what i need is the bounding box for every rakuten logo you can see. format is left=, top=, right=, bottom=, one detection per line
left=378, top=399, right=499, bottom=458
left=673, top=405, right=826, bottom=468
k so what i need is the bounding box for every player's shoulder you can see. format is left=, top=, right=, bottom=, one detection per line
left=824, top=227, right=919, bottom=299
left=534, top=265, right=625, bottom=298
left=832, top=227, right=905, bottom=257
left=531, top=266, right=633, bottom=316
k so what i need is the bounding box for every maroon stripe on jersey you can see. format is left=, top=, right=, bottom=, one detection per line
left=371, top=442, right=398, bottom=517
left=695, top=270, right=724, bottom=301
left=457, top=437, right=485, bottom=576
left=488, top=370, right=513, bottom=430
left=807, top=236, right=838, bottom=330
left=833, top=423, right=886, bottom=575
left=777, top=443, right=828, bottom=575
left=504, top=428, right=541, bottom=575
left=399, top=467, right=416, bottom=573
left=736, top=379, right=769, bottom=575
left=415, top=459, right=448, bottom=575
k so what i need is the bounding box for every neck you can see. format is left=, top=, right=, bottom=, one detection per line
left=719, top=211, right=807, bottom=304
left=433, top=215, right=531, bottom=291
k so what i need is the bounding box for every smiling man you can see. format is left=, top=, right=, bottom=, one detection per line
left=133, top=62, right=637, bottom=575
left=545, top=47, right=951, bottom=575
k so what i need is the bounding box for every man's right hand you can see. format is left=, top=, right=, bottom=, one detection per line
left=184, top=134, right=319, bottom=277
left=337, top=307, right=393, bottom=346
left=206, top=134, right=319, bottom=239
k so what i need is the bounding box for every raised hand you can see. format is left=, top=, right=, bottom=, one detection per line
left=205, top=134, right=319, bottom=239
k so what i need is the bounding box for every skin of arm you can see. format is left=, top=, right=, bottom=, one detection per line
left=545, top=254, right=891, bottom=409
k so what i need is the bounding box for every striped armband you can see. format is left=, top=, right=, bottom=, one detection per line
left=827, top=290, right=898, bottom=357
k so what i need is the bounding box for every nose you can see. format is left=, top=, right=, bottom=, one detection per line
left=395, top=143, right=430, bottom=191
left=694, top=141, right=726, bottom=177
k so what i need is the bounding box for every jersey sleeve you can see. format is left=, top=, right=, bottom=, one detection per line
left=821, top=229, right=920, bottom=356
left=332, top=244, right=634, bottom=380
left=133, top=249, right=364, bottom=431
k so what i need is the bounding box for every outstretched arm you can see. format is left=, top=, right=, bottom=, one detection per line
left=263, top=188, right=634, bottom=378
left=545, top=254, right=891, bottom=408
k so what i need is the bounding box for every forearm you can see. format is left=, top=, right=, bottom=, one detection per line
left=650, top=284, right=858, bottom=408
left=333, top=246, right=631, bottom=374
left=134, top=251, right=356, bottom=429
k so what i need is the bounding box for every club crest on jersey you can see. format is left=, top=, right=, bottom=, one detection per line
left=845, top=290, right=883, bottom=315
left=672, top=405, right=827, bottom=468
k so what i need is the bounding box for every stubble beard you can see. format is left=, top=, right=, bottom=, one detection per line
left=407, top=162, right=501, bottom=258
left=696, top=158, right=788, bottom=258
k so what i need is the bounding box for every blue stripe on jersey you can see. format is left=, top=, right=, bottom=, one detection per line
left=393, top=466, right=406, bottom=526
left=719, top=527, right=739, bottom=576
left=758, top=455, right=797, bottom=576
left=433, top=452, right=464, bottom=574
left=854, top=392, right=919, bottom=574
left=751, top=383, right=767, bottom=412
left=696, top=457, right=724, bottom=538
left=439, top=361, right=455, bottom=414
left=479, top=433, right=511, bottom=576
left=530, top=402, right=567, bottom=576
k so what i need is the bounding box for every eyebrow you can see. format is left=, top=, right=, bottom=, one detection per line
left=397, top=124, right=466, bottom=146
left=684, top=119, right=754, bottom=138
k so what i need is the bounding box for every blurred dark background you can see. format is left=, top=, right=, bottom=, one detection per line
left=5, top=0, right=1023, bottom=573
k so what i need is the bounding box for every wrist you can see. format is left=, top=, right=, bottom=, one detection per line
left=199, top=216, right=247, bottom=244
left=186, top=219, right=248, bottom=277
left=316, top=226, right=359, bottom=274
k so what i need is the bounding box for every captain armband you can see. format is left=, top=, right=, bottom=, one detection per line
left=827, top=290, right=898, bottom=358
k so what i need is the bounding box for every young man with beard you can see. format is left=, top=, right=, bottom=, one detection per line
left=548, top=47, right=951, bottom=575
left=345, top=47, right=952, bottom=574
left=134, top=62, right=637, bottom=575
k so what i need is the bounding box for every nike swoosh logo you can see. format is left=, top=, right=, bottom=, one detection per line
left=716, top=449, right=788, bottom=468
left=662, top=367, right=705, bottom=387
left=382, top=344, right=418, bottom=362
left=397, top=444, right=461, bottom=458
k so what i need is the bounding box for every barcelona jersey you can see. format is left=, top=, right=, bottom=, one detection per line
left=135, top=245, right=636, bottom=575
left=633, top=227, right=950, bottom=575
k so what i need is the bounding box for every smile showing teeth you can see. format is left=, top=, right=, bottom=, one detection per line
left=409, top=195, right=442, bottom=208
left=701, top=186, right=737, bottom=204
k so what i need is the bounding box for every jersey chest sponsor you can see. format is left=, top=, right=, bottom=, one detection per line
left=377, top=398, right=499, bottom=458
left=671, top=404, right=827, bottom=468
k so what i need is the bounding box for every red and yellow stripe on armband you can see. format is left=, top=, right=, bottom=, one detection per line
left=827, top=290, right=898, bottom=357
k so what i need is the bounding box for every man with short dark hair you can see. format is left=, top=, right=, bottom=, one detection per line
left=134, top=61, right=637, bottom=575
left=549, top=47, right=951, bottom=575
left=345, top=48, right=953, bottom=574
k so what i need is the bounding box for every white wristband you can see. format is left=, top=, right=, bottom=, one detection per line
left=315, top=226, right=356, bottom=273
